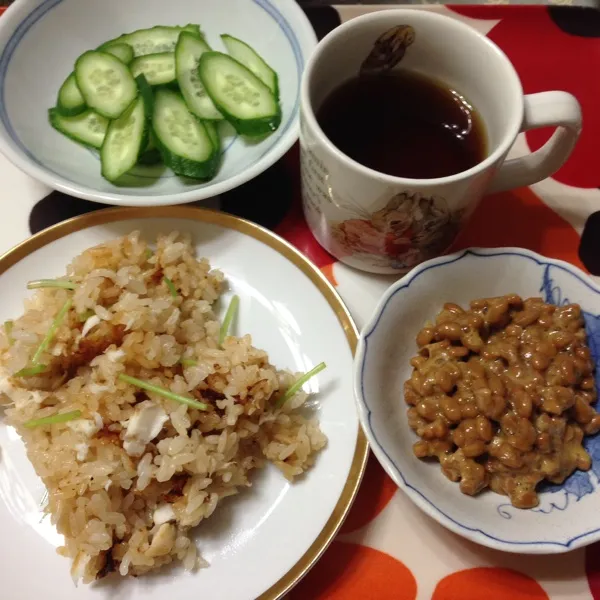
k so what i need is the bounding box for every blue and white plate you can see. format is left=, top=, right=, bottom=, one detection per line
left=0, top=0, right=316, bottom=206
left=355, top=247, right=600, bottom=554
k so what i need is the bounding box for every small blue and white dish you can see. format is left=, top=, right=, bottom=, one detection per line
left=354, top=247, right=600, bottom=554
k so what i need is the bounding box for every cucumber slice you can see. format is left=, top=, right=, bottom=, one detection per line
left=138, top=132, right=162, bottom=165
left=198, top=52, right=281, bottom=137
left=130, top=52, right=176, bottom=86
left=145, top=132, right=156, bottom=152
left=56, top=73, right=86, bottom=117
left=221, top=35, right=279, bottom=98
left=204, top=121, right=220, bottom=153
left=75, top=51, right=138, bottom=119
left=100, top=75, right=153, bottom=182
left=175, top=32, right=222, bottom=121
left=152, top=88, right=218, bottom=179
left=55, top=45, right=133, bottom=118
left=138, top=147, right=162, bottom=165
left=49, top=108, right=109, bottom=149
left=101, top=25, right=201, bottom=57
left=103, top=43, right=134, bottom=65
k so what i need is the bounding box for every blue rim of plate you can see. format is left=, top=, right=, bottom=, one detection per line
left=358, top=247, right=600, bottom=551
left=0, top=0, right=303, bottom=183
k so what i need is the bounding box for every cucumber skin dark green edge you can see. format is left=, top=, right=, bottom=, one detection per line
left=134, top=74, right=154, bottom=153
left=154, top=131, right=220, bottom=179
left=204, top=122, right=221, bottom=153
left=137, top=148, right=162, bottom=165
left=198, top=52, right=282, bottom=138
left=56, top=99, right=86, bottom=117
left=47, top=108, right=106, bottom=149
left=271, top=73, right=280, bottom=102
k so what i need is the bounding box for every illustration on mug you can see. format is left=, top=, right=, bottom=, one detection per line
left=331, top=191, right=465, bottom=270
left=360, top=24, right=415, bottom=74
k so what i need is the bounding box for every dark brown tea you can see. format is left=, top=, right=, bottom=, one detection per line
left=316, top=70, right=487, bottom=179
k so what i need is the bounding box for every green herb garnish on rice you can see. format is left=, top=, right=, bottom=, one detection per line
left=276, top=362, right=327, bottom=408
left=23, top=410, right=82, bottom=428
left=31, top=298, right=73, bottom=365
left=15, top=364, right=48, bottom=378
left=164, top=276, right=178, bottom=298
left=180, top=358, right=198, bottom=367
left=27, top=279, right=77, bottom=290
left=1, top=231, right=328, bottom=582
left=17, top=298, right=73, bottom=376
left=4, top=320, right=14, bottom=345
left=78, top=309, right=95, bottom=322
left=118, top=373, right=208, bottom=410
left=219, top=295, right=239, bottom=345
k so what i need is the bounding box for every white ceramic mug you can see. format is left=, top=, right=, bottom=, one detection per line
left=300, top=9, right=582, bottom=274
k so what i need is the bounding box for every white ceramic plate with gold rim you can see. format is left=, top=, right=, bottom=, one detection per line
left=0, top=206, right=367, bottom=600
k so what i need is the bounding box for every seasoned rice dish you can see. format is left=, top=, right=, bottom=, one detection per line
left=0, top=231, right=327, bottom=583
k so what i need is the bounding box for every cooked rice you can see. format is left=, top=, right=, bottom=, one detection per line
left=0, top=231, right=326, bottom=583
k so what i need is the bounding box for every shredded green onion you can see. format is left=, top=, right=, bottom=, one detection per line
left=23, top=410, right=82, bottom=428
left=4, top=320, right=14, bottom=345
left=219, top=295, right=239, bottom=345
left=276, top=362, right=327, bottom=409
left=15, top=364, right=48, bottom=378
left=180, top=358, right=198, bottom=368
left=27, top=279, right=77, bottom=290
left=78, top=309, right=95, bottom=322
left=164, top=276, right=178, bottom=298
left=118, top=374, right=208, bottom=411
left=145, top=248, right=153, bottom=260
left=31, top=298, right=73, bottom=365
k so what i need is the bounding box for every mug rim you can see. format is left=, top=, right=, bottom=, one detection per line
left=300, top=8, right=525, bottom=186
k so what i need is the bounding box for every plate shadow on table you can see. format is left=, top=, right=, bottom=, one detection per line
left=28, top=150, right=295, bottom=236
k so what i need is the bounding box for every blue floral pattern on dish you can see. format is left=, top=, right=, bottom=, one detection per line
left=495, top=265, right=600, bottom=518
left=358, top=248, right=600, bottom=549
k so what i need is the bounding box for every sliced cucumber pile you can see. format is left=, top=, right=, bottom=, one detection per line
left=48, top=25, right=281, bottom=183
left=100, top=25, right=201, bottom=57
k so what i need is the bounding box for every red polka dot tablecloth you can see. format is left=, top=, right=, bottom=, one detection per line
left=284, top=6, right=600, bottom=599
left=2, top=3, right=600, bottom=599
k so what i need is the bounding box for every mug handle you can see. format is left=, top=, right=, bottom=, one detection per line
left=487, top=91, right=582, bottom=194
